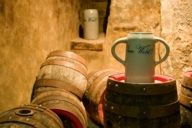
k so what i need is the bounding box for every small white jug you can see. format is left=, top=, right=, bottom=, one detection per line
left=83, top=9, right=99, bottom=40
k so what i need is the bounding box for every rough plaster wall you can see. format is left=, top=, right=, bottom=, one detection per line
left=161, top=0, right=192, bottom=85
left=105, top=0, right=161, bottom=72
left=0, top=0, right=80, bottom=112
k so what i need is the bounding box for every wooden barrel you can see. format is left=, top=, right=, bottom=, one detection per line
left=179, top=71, right=192, bottom=127
left=0, top=104, right=64, bottom=128
left=35, top=50, right=88, bottom=99
left=83, top=69, right=120, bottom=125
left=46, top=50, right=87, bottom=72
left=103, top=73, right=180, bottom=128
left=32, top=90, right=88, bottom=128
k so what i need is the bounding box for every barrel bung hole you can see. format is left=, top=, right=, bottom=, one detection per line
left=15, top=109, right=34, bottom=116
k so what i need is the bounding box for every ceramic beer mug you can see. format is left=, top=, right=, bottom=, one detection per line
left=83, top=9, right=99, bottom=40
left=111, top=32, right=170, bottom=83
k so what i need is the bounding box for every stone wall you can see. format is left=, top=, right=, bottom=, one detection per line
left=161, top=0, right=192, bottom=82
left=0, top=0, right=80, bottom=111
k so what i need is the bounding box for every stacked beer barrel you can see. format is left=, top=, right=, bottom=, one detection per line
left=179, top=71, right=192, bottom=127
left=103, top=73, right=180, bottom=128
left=31, top=50, right=88, bottom=128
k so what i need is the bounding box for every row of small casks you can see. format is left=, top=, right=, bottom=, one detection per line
left=0, top=50, right=118, bottom=128
left=0, top=50, right=89, bottom=128
left=0, top=68, right=182, bottom=128
left=29, top=50, right=119, bottom=128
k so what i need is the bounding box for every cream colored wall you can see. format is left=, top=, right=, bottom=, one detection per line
left=160, top=0, right=192, bottom=93
left=0, top=0, right=80, bottom=111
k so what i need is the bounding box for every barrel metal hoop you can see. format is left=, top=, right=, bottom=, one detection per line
left=40, top=60, right=87, bottom=78
left=34, top=79, right=83, bottom=98
left=103, top=100, right=179, bottom=118
left=0, top=119, right=47, bottom=128
left=47, top=50, right=88, bottom=66
left=32, top=94, right=87, bottom=119
left=107, top=79, right=176, bottom=95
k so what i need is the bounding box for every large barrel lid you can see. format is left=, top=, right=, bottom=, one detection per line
left=107, top=73, right=176, bottom=95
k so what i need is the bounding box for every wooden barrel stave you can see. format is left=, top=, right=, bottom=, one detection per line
left=46, top=50, right=87, bottom=69
left=32, top=79, right=83, bottom=100
left=86, top=69, right=119, bottom=89
left=104, top=112, right=180, bottom=128
left=36, top=60, right=87, bottom=99
left=83, top=69, right=120, bottom=125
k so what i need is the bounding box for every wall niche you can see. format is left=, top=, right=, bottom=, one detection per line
left=80, top=0, right=111, bottom=34
left=71, top=0, right=111, bottom=51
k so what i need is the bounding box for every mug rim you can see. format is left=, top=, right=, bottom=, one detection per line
left=84, top=9, right=98, bottom=12
left=129, top=32, right=152, bottom=34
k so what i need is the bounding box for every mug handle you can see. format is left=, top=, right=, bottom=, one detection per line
left=111, top=37, right=127, bottom=65
left=153, top=36, right=170, bottom=65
